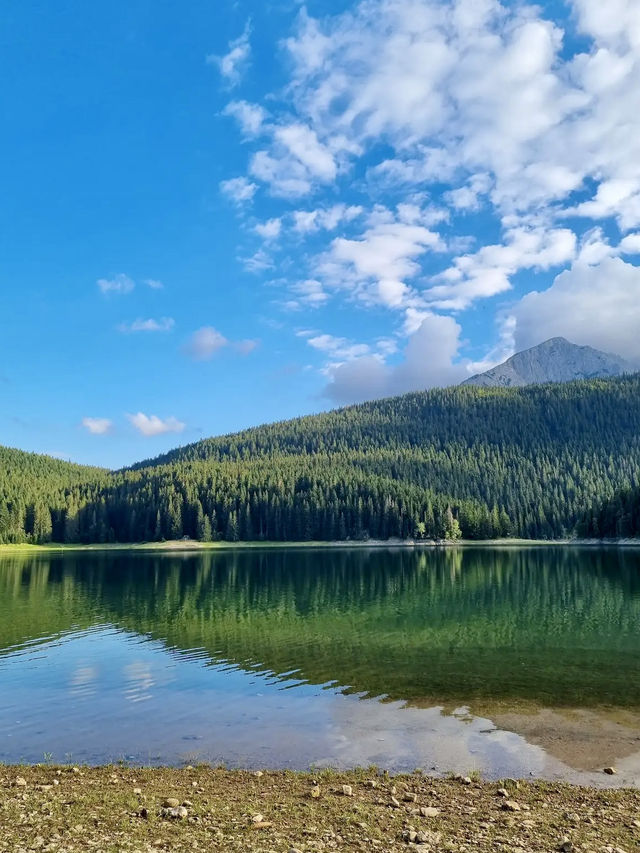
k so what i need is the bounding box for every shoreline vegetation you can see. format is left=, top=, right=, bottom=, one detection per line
left=1, top=766, right=638, bottom=853
left=1, top=537, right=639, bottom=554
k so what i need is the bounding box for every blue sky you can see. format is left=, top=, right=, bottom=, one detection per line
left=2, top=0, right=640, bottom=468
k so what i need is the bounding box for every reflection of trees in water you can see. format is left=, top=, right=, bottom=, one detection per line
left=1, top=548, right=640, bottom=707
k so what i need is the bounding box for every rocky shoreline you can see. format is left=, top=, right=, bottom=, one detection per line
left=1, top=765, right=638, bottom=852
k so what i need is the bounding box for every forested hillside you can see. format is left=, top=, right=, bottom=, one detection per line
left=580, top=486, right=640, bottom=539
left=2, top=375, right=640, bottom=544
left=0, top=447, right=106, bottom=543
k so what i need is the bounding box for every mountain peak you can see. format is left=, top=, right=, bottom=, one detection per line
left=462, top=338, right=634, bottom=388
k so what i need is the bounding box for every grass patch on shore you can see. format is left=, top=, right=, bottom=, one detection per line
left=1, top=765, right=638, bottom=852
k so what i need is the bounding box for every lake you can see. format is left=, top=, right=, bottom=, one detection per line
left=1, top=546, right=639, bottom=785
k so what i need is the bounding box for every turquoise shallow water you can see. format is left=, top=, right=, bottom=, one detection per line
left=0, top=547, right=639, bottom=782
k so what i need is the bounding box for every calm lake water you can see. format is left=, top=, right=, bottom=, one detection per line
left=1, top=547, right=639, bottom=784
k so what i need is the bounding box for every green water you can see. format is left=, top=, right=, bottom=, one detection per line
left=0, top=547, right=639, bottom=775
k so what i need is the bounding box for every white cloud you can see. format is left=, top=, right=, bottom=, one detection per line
left=445, top=173, right=491, bottom=211
left=254, top=218, right=282, bottom=240
left=118, top=317, right=175, bottom=333
left=223, top=100, right=267, bottom=137
left=429, top=226, right=577, bottom=310
left=184, top=326, right=228, bottom=361
left=280, top=0, right=640, bottom=224
left=317, top=208, right=446, bottom=309
left=81, top=417, right=113, bottom=436
left=127, top=413, right=186, bottom=437
left=243, top=248, right=273, bottom=273
left=208, top=23, right=251, bottom=87
left=219, top=0, right=640, bottom=390
left=288, top=279, right=329, bottom=308
left=620, top=232, right=640, bottom=254
left=145, top=278, right=164, bottom=290
left=274, top=124, right=336, bottom=182
left=247, top=123, right=338, bottom=198
left=308, top=333, right=371, bottom=361
left=220, top=176, right=257, bottom=203
left=291, top=204, right=363, bottom=233
left=563, top=179, right=640, bottom=231
left=291, top=210, right=319, bottom=233
left=323, top=314, right=467, bottom=403
left=391, top=313, right=467, bottom=390
left=234, top=339, right=259, bottom=355
left=572, top=0, right=640, bottom=49
left=322, top=355, right=389, bottom=404
left=97, top=274, right=135, bottom=295
left=511, top=256, right=640, bottom=363
left=575, top=227, right=615, bottom=266
left=250, top=150, right=312, bottom=198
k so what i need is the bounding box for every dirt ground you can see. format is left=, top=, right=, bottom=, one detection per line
left=1, top=765, right=639, bottom=853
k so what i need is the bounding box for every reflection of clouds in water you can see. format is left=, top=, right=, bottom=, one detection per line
left=69, top=665, right=98, bottom=698
left=320, top=698, right=548, bottom=778
left=124, top=661, right=155, bottom=703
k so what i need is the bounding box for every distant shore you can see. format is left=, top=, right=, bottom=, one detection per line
left=0, top=765, right=638, bottom=852
left=1, top=537, right=639, bottom=554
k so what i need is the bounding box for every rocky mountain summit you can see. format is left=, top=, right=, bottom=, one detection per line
left=462, top=337, right=635, bottom=388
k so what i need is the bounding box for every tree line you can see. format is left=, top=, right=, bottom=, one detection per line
left=2, top=375, right=640, bottom=544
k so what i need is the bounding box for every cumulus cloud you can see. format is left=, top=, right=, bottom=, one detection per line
left=308, top=333, right=371, bottom=361
left=317, top=206, right=446, bottom=309
left=266, top=0, right=640, bottom=227
left=429, top=226, right=577, bottom=310
left=274, top=124, right=336, bottom=182
left=234, top=339, right=259, bottom=355
left=243, top=248, right=273, bottom=273
left=81, top=417, right=113, bottom=435
left=223, top=100, right=267, bottom=137
left=127, top=413, right=186, bottom=437
left=118, top=317, right=175, bottom=333
left=620, top=232, right=640, bottom=254
left=291, top=204, right=363, bottom=234
left=97, top=274, right=135, bottom=295
left=323, top=356, right=390, bottom=404
left=254, top=218, right=282, bottom=240
left=218, top=0, right=640, bottom=388
left=445, top=173, right=491, bottom=212
left=182, top=327, right=258, bottom=359
left=303, top=0, right=636, bottom=216
left=246, top=121, right=340, bottom=199
left=145, top=279, right=164, bottom=290
left=285, top=279, right=329, bottom=309
left=220, top=176, right=257, bottom=204
left=511, top=257, right=640, bottom=364
left=184, top=326, right=229, bottom=361
left=563, top=179, right=640, bottom=231
left=208, top=23, right=251, bottom=87
left=323, top=314, right=467, bottom=403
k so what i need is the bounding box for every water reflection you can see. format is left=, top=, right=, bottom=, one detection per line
left=0, top=547, right=639, bottom=782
